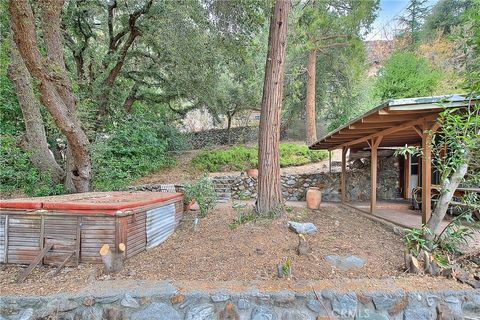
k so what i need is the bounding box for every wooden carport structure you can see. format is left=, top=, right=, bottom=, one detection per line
left=309, top=95, right=478, bottom=224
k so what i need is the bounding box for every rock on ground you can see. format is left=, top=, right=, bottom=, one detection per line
left=325, top=255, right=366, bottom=271
left=287, top=221, right=318, bottom=234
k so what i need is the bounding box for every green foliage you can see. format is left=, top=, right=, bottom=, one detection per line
left=375, top=52, right=442, bottom=100
left=0, top=135, right=65, bottom=197
left=229, top=202, right=256, bottom=230
left=399, top=0, right=430, bottom=45
left=91, top=116, right=182, bottom=191
left=436, top=211, right=480, bottom=253
left=403, top=225, right=433, bottom=256
left=191, top=144, right=329, bottom=172
left=183, top=175, right=217, bottom=218
left=461, top=0, right=480, bottom=93
left=228, top=200, right=277, bottom=230
left=422, top=0, right=473, bottom=38
left=281, top=257, right=293, bottom=277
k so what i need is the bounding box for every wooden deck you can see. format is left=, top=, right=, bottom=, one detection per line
left=347, top=200, right=450, bottom=230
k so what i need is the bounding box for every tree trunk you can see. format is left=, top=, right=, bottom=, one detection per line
left=7, top=42, right=64, bottom=184
left=9, top=0, right=92, bottom=192
left=305, top=49, right=317, bottom=145
left=255, top=0, right=289, bottom=214
left=426, top=156, right=470, bottom=239
left=123, top=83, right=139, bottom=113
left=227, top=113, right=233, bottom=145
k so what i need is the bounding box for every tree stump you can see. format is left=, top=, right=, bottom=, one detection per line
left=99, top=243, right=126, bottom=274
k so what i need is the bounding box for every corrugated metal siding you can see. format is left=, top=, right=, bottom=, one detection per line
left=146, top=204, right=176, bottom=249
left=80, top=216, right=116, bottom=263
left=43, top=216, right=79, bottom=266
left=0, top=215, right=5, bottom=263
left=6, top=215, right=41, bottom=264
left=124, top=212, right=146, bottom=258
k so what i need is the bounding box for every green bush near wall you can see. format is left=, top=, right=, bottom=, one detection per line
left=191, top=143, right=329, bottom=172
left=0, top=135, right=65, bottom=197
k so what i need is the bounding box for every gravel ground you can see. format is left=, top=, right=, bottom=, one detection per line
left=1, top=204, right=412, bottom=295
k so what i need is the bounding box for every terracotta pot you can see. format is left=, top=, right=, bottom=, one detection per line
left=306, top=187, right=322, bottom=209
left=184, top=201, right=196, bottom=212
left=245, top=168, right=258, bottom=178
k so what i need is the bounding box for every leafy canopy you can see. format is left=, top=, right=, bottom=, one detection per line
left=375, top=51, right=441, bottom=100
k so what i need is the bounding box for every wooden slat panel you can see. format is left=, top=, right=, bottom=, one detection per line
left=7, top=216, right=41, bottom=264
left=80, top=216, right=115, bottom=263
left=126, top=212, right=146, bottom=258
left=43, top=216, right=78, bottom=266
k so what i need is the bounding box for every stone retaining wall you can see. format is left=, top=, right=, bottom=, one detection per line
left=226, top=155, right=400, bottom=201
left=188, top=126, right=258, bottom=149
left=1, top=281, right=478, bottom=320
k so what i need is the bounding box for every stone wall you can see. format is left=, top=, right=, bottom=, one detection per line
left=222, top=155, right=401, bottom=202
left=1, top=281, right=478, bottom=320
left=188, top=126, right=258, bottom=149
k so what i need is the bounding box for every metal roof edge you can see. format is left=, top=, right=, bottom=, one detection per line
left=309, top=93, right=478, bottom=150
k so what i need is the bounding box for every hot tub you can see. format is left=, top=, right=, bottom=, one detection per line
left=0, top=192, right=184, bottom=265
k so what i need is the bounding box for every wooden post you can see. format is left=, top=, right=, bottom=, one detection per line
left=403, top=154, right=410, bottom=199
left=341, top=147, right=347, bottom=203
left=329, top=150, right=332, bottom=173
left=370, top=137, right=383, bottom=214
left=421, top=126, right=432, bottom=224
left=420, top=121, right=440, bottom=224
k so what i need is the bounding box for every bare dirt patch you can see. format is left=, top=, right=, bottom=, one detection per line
left=122, top=204, right=405, bottom=282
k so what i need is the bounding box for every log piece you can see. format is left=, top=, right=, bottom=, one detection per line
left=99, top=243, right=126, bottom=274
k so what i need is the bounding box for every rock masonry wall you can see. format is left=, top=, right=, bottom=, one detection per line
left=217, top=155, right=401, bottom=202
left=1, top=282, right=478, bottom=320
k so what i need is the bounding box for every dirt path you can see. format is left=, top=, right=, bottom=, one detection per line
left=133, top=150, right=203, bottom=185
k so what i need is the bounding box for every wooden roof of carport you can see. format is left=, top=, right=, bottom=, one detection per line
left=308, top=94, right=478, bottom=226
left=309, top=94, right=478, bottom=151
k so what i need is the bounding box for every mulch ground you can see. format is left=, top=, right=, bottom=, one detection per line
left=1, top=204, right=419, bottom=296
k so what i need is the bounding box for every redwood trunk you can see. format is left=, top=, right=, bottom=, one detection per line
left=7, top=42, right=64, bottom=184
left=9, top=0, right=92, bottom=192
left=305, top=49, right=317, bottom=145
left=256, top=0, right=289, bottom=214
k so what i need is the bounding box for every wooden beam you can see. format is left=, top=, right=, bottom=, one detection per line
left=18, top=243, right=54, bottom=283
left=349, top=123, right=398, bottom=129
left=341, top=147, right=347, bottom=204
left=370, top=136, right=383, bottom=214
left=412, top=126, right=423, bottom=137
left=337, top=114, right=438, bottom=150
left=339, top=129, right=378, bottom=134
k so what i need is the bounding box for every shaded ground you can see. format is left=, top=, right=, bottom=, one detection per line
left=1, top=204, right=413, bottom=296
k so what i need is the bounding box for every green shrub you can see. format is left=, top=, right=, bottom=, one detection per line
left=183, top=175, right=217, bottom=217
left=375, top=52, right=442, bottom=100
left=191, top=143, right=328, bottom=172
left=91, top=117, right=182, bottom=191
left=0, top=135, right=65, bottom=197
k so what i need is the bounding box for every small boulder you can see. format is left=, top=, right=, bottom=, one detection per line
left=288, top=221, right=318, bottom=234
left=325, top=255, right=365, bottom=271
